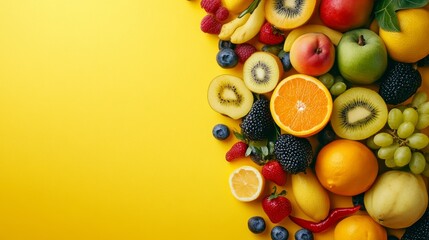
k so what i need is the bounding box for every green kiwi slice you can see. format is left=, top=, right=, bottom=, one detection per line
left=207, top=74, right=254, bottom=120
left=243, top=52, right=283, bottom=94
left=330, top=87, right=388, bottom=140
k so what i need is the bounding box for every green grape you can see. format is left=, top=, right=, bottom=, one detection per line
left=366, top=136, right=380, bottom=150
left=377, top=143, right=399, bottom=160
left=422, top=164, right=429, bottom=177
left=334, top=75, right=345, bottom=83
left=406, top=133, right=429, bottom=149
left=409, top=151, right=426, bottom=174
left=385, top=158, right=397, bottom=168
left=418, top=102, right=429, bottom=114
left=330, top=82, right=347, bottom=96
left=403, top=107, right=419, bottom=125
left=373, top=132, right=394, bottom=147
left=411, top=91, right=428, bottom=107
left=318, top=73, right=335, bottom=89
left=393, top=146, right=412, bottom=167
left=416, top=113, right=429, bottom=130
left=388, top=108, right=403, bottom=130
left=397, top=121, right=415, bottom=139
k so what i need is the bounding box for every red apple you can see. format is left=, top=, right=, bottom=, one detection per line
left=290, top=33, right=335, bottom=76
left=319, top=0, right=374, bottom=32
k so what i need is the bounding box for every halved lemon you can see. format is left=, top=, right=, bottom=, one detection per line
left=270, top=74, right=333, bottom=137
left=229, top=166, right=264, bottom=202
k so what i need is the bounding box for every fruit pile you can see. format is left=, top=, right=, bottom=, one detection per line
left=193, top=0, right=429, bottom=239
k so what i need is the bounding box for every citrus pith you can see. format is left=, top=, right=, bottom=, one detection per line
left=229, top=166, right=264, bottom=202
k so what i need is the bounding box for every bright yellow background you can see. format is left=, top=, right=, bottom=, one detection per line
left=0, top=1, right=428, bottom=240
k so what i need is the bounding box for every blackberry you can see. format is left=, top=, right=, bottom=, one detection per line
left=240, top=96, right=276, bottom=141
left=274, top=134, right=313, bottom=174
left=401, top=207, right=429, bottom=240
left=378, top=61, right=422, bottom=105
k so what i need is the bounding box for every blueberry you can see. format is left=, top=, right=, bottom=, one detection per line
left=295, top=228, right=313, bottom=240
left=271, top=226, right=289, bottom=240
left=278, top=50, right=292, bottom=72
left=212, top=124, right=230, bottom=140
left=248, top=216, right=266, bottom=234
left=218, top=40, right=235, bottom=50
left=216, top=48, right=239, bottom=68
left=352, top=193, right=366, bottom=211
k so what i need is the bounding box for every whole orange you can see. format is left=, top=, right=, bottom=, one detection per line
left=315, top=139, right=378, bottom=196
left=334, top=214, right=387, bottom=240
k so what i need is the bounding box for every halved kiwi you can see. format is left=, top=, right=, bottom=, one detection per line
left=265, top=0, right=317, bottom=30
left=330, top=87, right=388, bottom=140
left=243, top=52, right=283, bottom=94
left=207, top=74, right=254, bottom=119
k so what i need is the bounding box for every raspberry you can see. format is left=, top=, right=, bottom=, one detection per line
left=225, top=141, right=248, bottom=162
left=201, top=0, right=221, bottom=14
left=234, top=43, right=257, bottom=63
left=215, top=6, right=229, bottom=22
left=200, top=14, right=222, bottom=35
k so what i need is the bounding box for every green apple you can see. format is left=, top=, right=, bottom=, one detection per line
left=337, top=29, right=388, bottom=85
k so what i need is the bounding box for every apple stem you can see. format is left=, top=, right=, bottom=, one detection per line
left=358, top=35, right=366, bottom=46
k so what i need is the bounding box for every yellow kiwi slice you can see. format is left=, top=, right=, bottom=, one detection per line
left=207, top=74, right=254, bottom=120
left=330, top=87, right=388, bottom=140
left=243, top=52, right=283, bottom=94
left=265, top=0, right=317, bottom=30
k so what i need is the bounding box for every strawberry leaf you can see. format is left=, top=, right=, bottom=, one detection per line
left=374, top=0, right=428, bottom=32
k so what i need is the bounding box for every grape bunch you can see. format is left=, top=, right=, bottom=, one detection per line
left=367, top=92, right=429, bottom=175
left=318, top=73, right=348, bottom=97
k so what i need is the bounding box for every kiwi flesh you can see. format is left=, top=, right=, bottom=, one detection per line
left=330, top=87, right=388, bottom=140
left=265, top=0, right=317, bottom=30
left=243, top=52, right=283, bottom=94
left=207, top=74, right=254, bottom=119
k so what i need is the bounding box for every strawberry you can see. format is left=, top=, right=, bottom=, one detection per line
left=262, top=186, right=292, bottom=223
left=258, top=22, right=285, bottom=45
left=200, top=14, right=222, bottom=35
left=234, top=43, right=257, bottom=63
left=261, top=161, right=287, bottom=186
left=225, top=141, right=248, bottom=162
left=200, top=0, right=222, bottom=14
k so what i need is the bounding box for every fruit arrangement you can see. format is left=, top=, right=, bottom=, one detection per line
left=195, top=0, right=429, bottom=239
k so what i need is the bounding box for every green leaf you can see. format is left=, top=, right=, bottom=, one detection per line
left=374, top=0, right=428, bottom=32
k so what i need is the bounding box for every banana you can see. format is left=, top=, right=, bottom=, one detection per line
left=283, top=24, right=343, bottom=52
left=230, top=0, right=265, bottom=44
left=218, top=13, right=251, bottom=40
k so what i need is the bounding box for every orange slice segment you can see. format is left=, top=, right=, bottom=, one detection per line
left=229, top=166, right=264, bottom=202
left=270, top=74, right=333, bottom=137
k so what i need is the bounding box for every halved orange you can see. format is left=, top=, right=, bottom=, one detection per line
left=270, top=74, right=333, bottom=137
left=229, top=166, right=264, bottom=202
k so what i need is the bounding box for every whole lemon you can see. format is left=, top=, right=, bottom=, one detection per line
left=315, top=139, right=378, bottom=196
left=221, top=0, right=254, bottom=14
left=379, top=8, right=429, bottom=63
left=334, top=214, right=387, bottom=240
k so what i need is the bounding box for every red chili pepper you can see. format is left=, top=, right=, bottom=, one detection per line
left=289, top=205, right=361, bottom=233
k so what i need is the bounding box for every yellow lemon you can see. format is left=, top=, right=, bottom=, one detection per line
left=379, top=8, right=429, bottom=63
left=228, top=166, right=264, bottom=202
left=334, top=214, right=387, bottom=240
left=222, top=0, right=254, bottom=14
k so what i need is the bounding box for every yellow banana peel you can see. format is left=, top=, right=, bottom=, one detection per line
left=283, top=24, right=343, bottom=52
left=218, top=13, right=251, bottom=40
left=230, top=0, right=265, bottom=44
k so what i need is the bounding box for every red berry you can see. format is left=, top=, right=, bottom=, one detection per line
left=225, top=141, right=248, bottom=162
left=234, top=43, right=257, bottom=63
left=258, top=22, right=285, bottom=45
left=200, top=14, right=222, bottom=35
left=262, top=186, right=292, bottom=223
left=215, top=6, right=229, bottom=22
left=201, top=0, right=222, bottom=14
left=262, top=161, right=287, bottom=186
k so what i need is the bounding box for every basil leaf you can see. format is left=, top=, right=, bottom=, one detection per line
left=374, top=0, right=428, bottom=32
